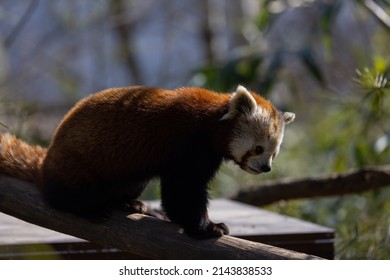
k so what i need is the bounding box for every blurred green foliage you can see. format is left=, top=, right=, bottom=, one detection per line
left=193, top=0, right=390, bottom=259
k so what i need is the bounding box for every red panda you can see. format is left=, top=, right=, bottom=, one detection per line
left=0, top=85, right=295, bottom=239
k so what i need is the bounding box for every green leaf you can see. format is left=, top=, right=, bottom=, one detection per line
left=258, top=9, right=269, bottom=29
left=373, top=56, right=388, bottom=74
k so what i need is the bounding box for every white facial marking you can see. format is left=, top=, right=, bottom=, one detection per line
left=229, top=130, right=254, bottom=162
left=222, top=85, right=295, bottom=175
left=228, top=110, right=288, bottom=175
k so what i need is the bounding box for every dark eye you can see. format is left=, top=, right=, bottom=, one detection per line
left=255, top=145, right=264, bottom=155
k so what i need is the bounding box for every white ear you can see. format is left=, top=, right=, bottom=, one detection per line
left=221, top=85, right=258, bottom=120
left=283, top=112, right=295, bottom=124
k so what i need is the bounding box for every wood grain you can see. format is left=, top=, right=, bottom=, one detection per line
left=0, top=175, right=322, bottom=260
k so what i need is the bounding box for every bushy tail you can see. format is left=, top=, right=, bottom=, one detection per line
left=0, top=133, right=47, bottom=183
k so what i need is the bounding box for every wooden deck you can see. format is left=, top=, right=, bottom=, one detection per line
left=0, top=199, right=334, bottom=259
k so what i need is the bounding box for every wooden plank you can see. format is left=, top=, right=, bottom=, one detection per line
left=0, top=242, right=133, bottom=260
left=0, top=213, right=81, bottom=245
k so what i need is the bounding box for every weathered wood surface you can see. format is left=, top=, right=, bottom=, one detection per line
left=234, top=165, right=390, bottom=206
left=0, top=176, right=322, bottom=260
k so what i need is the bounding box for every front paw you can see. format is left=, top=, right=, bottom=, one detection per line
left=123, top=200, right=147, bottom=214
left=185, top=221, right=229, bottom=239
left=207, top=222, right=229, bottom=237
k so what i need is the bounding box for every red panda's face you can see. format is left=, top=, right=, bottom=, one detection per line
left=221, top=85, right=295, bottom=175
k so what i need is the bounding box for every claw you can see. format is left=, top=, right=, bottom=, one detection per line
left=185, top=221, right=229, bottom=239
left=124, top=200, right=147, bottom=214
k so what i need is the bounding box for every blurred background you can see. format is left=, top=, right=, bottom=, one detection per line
left=0, top=0, right=389, bottom=259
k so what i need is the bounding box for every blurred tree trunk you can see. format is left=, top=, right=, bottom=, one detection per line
left=200, top=0, right=229, bottom=63
left=200, top=0, right=215, bottom=62
left=4, top=0, right=39, bottom=49
left=110, top=0, right=143, bottom=84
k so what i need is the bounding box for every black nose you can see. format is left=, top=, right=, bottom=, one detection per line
left=261, top=164, right=271, bottom=173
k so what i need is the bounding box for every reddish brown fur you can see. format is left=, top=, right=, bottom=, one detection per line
left=250, top=93, right=275, bottom=114
left=41, top=87, right=234, bottom=187
left=0, top=86, right=278, bottom=238
left=0, top=133, right=46, bottom=183
left=251, top=92, right=280, bottom=132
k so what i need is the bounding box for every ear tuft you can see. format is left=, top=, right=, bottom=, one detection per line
left=283, top=112, right=295, bottom=124
left=221, top=85, right=258, bottom=120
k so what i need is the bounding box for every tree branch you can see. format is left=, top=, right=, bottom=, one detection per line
left=233, top=165, right=390, bottom=206
left=0, top=176, right=321, bottom=260
left=362, top=0, right=390, bottom=32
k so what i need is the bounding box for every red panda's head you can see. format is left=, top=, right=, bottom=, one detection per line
left=221, top=85, right=295, bottom=174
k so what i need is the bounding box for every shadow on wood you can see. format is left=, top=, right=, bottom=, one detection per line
left=0, top=176, right=322, bottom=260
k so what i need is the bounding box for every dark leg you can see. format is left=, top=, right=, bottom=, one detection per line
left=160, top=174, right=229, bottom=239
left=123, top=200, right=147, bottom=214
left=107, top=179, right=149, bottom=214
left=42, top=180, right=112, bottom=222
left=42, top=173, right=150, bottom=221
left=110, top=180, right=168, bottom=220
left=40, top=154, right=112, bottom=222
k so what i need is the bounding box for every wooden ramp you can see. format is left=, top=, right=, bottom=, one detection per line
left=0, top=199, right=334, bottom=259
